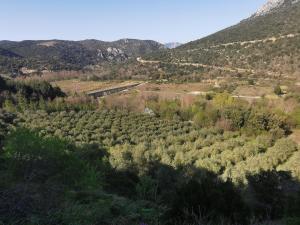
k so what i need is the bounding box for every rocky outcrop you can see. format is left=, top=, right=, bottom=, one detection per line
left=95, top=48, right=128, bottom=62
left=253, top=0, right=285, bottom=17
left=252, top=0, right=300, bottom=17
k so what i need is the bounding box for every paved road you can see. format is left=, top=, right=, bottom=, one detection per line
left=87, top=82, right=146, bottom=98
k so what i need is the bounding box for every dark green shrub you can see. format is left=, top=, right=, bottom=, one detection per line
left=274, top=85, right=283, bottom=96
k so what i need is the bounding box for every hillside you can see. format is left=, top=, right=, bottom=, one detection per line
left=0, top=39, right=164, bottom=76
left=144, top=0, right=300, bottom=77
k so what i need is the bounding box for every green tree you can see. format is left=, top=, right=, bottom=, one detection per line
left=16, top=92, right=27, bottom=112
left=212, top=92, right=235, bottom=109
left=0, top=76, right=7, bottom=90
left=3, top=99, right=16, bottom=112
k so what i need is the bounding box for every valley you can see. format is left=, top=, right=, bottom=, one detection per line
left=0, top=0, right=300, bottom=225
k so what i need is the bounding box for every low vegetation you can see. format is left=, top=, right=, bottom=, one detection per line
left=0, top=81, right=300, bottom=224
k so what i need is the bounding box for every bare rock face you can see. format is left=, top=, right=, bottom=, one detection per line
left=94, top=48, right=128, bottom=61
left=253, top=0, right=285, bottom=17
left=253, top=0, right=299, bottom=17
left=106, top=47, right=127, bottom=61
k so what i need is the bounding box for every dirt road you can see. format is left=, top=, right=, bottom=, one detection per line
left=137, top=57, right=255, bottom=74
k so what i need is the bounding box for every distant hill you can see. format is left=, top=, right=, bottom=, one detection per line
left=80, top=39, right=165, bottom=57
left=0, top=39, right=164, bottom=76
left=145, top=0, right=300, bottom=77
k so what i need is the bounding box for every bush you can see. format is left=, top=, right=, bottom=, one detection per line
left=0, top=128, right=161, bottom=225
left=274, top=85, right=283, bottom=96
left=169, top=171, right=248, bottom=225
left=3, top=128, right=86, bottom=186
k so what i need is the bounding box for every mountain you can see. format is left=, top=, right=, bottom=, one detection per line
left=144, top=0, right=300, bottom=77
left=0, top=39, right=164, bottom=75
left=164, top=42, right=182, bottom=49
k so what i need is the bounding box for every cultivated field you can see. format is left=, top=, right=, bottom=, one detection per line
left=51, top=79, right=138, bottom=94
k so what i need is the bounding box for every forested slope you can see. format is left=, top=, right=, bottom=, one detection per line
left=145, top=0, right=300, bottom=76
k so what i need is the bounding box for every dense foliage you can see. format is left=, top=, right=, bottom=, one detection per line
left=0, top=110, right=16, bottom=147
left=0, top=76, right=65, bottom=107
left=147, top=93, right=291, bottom=136
left=0, top=107, right=298, bottom=224
left=0, top=128, right=164, bottom=225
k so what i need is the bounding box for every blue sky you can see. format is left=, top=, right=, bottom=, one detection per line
left=1, top=0, right=266, bottom=43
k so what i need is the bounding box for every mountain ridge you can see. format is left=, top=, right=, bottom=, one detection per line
left=0, top=39, right=164, bottom=75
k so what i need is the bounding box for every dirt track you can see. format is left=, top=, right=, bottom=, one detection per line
left=188, top=33, right=300, bottom=52
left=137, top=57, right=255, bottom=74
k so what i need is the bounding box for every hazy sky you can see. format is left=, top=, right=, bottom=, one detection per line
left=1, top=0, right=266, bottom=43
